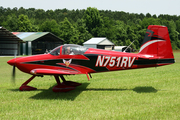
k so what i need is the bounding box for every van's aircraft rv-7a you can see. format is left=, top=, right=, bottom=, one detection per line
left=7, top=25, right=175, bottom=92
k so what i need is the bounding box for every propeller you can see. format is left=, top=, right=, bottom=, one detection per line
left=11, top=51, right=17, bottom=84
left=12, top=65, right=16, bottom=83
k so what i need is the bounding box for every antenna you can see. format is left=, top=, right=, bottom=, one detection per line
left=123, top=39, right=135, bottom=52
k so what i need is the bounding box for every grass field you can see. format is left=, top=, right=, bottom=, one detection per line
left=1, top=52, right=180, bottom=120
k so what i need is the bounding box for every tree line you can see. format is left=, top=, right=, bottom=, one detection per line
left=1, top=6, right=180, bottom=50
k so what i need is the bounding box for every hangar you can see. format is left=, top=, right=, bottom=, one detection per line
left=0, top=27, right=22, bottom=56
left=0, top=27, right=64, bottom=56
left=83, top=37, right=115, bottom=50
left=13, top=32, right=64, bottom=55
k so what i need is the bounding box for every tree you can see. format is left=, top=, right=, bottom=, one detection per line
left=40, top=19, right=60, bottom=36
left=96, top=17, right=116, bottom=41
left=0, top=6, right=5, bottom=23
left=2, top=14, right=18, bottom=31
left=75, top=19, right=92, bottom=45
left=17, top=14, right=33, bottom=32
left=18, top=7, right=26, bottom=15
left=59, top=17, right=79, bottom=44
left=1, top=6, right=180, bottom=49
left=152, top=14, right=157, bottom=18
left=83, top=7, right=103, bottom=35
left=46, top=10, right=55, bottom=19
left=34, top=9, right=46, bottom=20
left=140, top=17, right=161, bottom=29
left=139, top=13, right=145, bottom=20
left=126, top=25, right=138, bottom=48
left=114, top=20, right=127, bottom=46
left=146, top=13, right=151, bottom=18
left=168, top=20, right=179, bottom=49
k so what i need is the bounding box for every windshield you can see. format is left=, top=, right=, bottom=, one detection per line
left=50, top=44, right=88, bottom=56
left=62, top=44, right=88, bottom=55
left=50, top=46, right=60, bottom=56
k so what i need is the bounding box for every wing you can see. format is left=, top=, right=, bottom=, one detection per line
left=30, top=68, right=80, bottom=75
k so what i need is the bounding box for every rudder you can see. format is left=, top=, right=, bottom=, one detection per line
left=139, top=25, right=174, bottom=59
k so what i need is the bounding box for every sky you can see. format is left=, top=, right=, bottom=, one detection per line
left=1, top=0, right=180, bottom=16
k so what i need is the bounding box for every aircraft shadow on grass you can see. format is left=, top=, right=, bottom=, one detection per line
left=30, top=84, right=157, bottom=101
left=9, top=84, right=158, bottom=101
left=85, top=86, right=158, bottom=93
left=30, top=83, right=90, bottom=101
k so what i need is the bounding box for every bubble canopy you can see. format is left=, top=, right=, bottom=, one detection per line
left=50, top=44, right=88, bottom=56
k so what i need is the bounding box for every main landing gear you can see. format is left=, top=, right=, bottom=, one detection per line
left=19, top=75, right=81, bottom=92
left=53, top=75, right=81, bottom=92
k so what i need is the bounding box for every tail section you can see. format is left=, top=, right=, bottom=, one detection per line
left=139, top=25, right=174, bottom=60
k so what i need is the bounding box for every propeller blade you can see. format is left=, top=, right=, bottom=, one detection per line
left=12, top=51, right=17, bottom=84
left=12, top=65, right=16, bottom=84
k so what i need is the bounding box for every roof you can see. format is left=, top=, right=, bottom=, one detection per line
left=83, top=37, right=114, bottom=45
left=0, top=27, right=22, bottom=41
left=12, top=32, right=64, bottom=42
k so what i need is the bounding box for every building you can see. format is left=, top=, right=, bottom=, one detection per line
left=83, top=37, right=115, bottom=50
left=12, top=32, right=64, bottom=55
left=0, top=26, right=64, bottom=56
left=0, top=27, right=22, bottom=56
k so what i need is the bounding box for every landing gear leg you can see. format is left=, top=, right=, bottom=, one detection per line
left=52, top=75, right=75, bottom=92
left=60, top=75, right=82, bottom=87
left=19, top=75, right=37, bottom=91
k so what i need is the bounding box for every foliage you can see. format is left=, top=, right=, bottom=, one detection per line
left=2, top=14, right=18, bottom=31
left=59, top=17, right=79, bottom=44
left=75, top=18, right=92, bottom=45
left=17, top=14, right=33, bottom=32
left=83, top=7, right=103, bottom=36
left=40, top=19, right=60, bottom=36
left=0, top=6, right=180, bottom=49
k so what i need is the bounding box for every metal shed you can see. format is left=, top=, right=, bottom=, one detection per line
left=83, top=37, right=114, bottom=50
left=12, top=32, right=64, bottom=55
left=0, top=27, right=22, bottom=56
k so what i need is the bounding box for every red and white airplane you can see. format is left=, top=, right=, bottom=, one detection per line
left=7, top=25, right=175, bottom=92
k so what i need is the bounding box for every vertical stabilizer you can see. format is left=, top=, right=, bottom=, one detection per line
left=139, top=25, right=174, bottom=59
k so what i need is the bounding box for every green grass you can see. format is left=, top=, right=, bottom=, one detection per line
left=1, top=52, right=180, bottom=120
